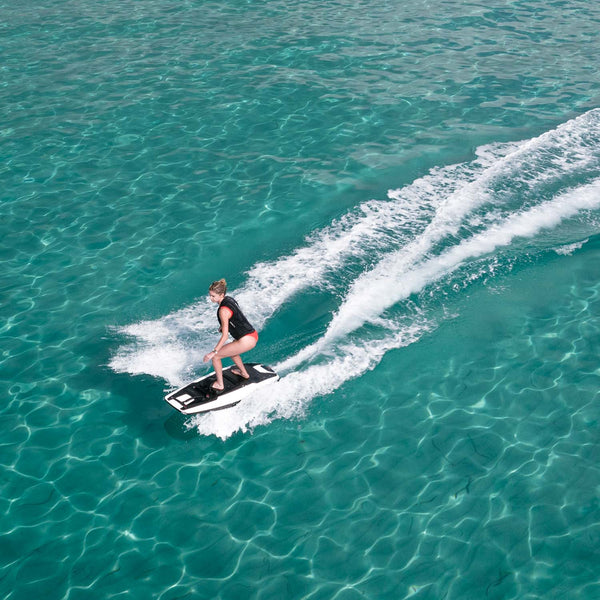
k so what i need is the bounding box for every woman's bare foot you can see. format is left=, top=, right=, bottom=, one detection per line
left=211, top=381, right=224, bottom=392
left=231, top=367, right=250, bottom=379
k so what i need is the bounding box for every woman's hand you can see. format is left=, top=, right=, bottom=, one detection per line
left=203, top=350, right=217, bottom=363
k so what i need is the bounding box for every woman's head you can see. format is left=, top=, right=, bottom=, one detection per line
left=209, top=278, right=227, bottom=302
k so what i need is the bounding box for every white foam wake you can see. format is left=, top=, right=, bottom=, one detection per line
left=277, top=178, right=600, bottom=372
left=277, top=109, right=600, bottom=370
left=109, top=109, right=600, bottom=438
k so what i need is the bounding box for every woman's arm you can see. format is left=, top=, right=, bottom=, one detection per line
left=203, top=306, right=231, bottom=362
left=213, top=306, right=231, bottom=353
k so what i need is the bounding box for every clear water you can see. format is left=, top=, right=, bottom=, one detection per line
left=2, top=0, right=600, bottom=598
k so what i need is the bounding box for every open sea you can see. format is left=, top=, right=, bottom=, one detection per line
left=3, top=0, right=600, bottom=598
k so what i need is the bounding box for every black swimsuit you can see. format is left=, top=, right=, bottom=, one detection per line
left=218, top=296, right=256, bottom=340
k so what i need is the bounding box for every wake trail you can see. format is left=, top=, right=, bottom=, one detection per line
left=109, top=143, right=486, bottom=384
left=109, top=109, right=600, bottom=439
left=278, top=110, right=600, bottom=370
left=277, top=178, right=600, bottom=372
left=197, top=176, right=600, bottom=440
left=109, top=132, right=538, bottom=384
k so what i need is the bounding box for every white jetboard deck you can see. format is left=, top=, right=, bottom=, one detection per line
left=165, top=363, right=279, bottom=415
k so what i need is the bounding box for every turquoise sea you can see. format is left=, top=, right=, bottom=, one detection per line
left=2, top=0, right=600, bottom=598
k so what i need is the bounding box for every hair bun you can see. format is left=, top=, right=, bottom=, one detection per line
left=209, top=279, right=227, bottom=294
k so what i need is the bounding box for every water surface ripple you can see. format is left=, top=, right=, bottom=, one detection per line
left=2, top=1, right=600, bottom=599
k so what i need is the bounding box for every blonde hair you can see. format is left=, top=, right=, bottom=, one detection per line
left=209, top=278, right=227, bottom=295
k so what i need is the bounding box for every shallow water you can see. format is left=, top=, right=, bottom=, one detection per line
left=2, top=0, right=600, bottom=598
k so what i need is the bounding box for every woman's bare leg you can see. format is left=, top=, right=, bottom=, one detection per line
left=211, top=336, right=257, bottom=388
left=231, top=355, right=249, bottom=378
left=211, top=357, right=224, bottom=389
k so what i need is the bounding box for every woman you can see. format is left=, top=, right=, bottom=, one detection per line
left=203, top=279, right=258, bottom=392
